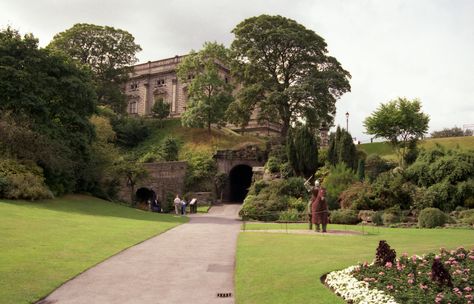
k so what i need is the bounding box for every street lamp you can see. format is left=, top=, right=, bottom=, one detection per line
left=345, top=112, right=349, bottom=131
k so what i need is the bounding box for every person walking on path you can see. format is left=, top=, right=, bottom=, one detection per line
left=174, top=194, right=181, bottom=215
left=312, top=186, right=329, bottom=232
left=181, top=199, right=187, bottom=215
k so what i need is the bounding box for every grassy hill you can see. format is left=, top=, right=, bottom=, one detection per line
left=128, top=118, right=267, bottom=160
left=358, top=136, right=474, bottom=159
left=0, top=195, right=186, bottom=303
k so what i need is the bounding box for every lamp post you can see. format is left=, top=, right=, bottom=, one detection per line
left=345, top=112, right=349, bottom=131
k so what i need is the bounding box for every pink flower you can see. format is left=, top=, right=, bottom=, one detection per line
left=408, top=279, right=414, bottom=284
left=379, top=271, right=385, bottom=275
left=419, top=284, right=428, bottom=290
left=464, top=287, right=473, bottom=292
left=468, top=255, right=474, bottom=260
left=411, top=255, right=418, bottom=263
left=386, top=284, right=394, bottom=290
left=385, top=261, right=393, bottom=268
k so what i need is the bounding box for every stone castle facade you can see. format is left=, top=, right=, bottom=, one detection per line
left=125, top=55, right=282, bottom=136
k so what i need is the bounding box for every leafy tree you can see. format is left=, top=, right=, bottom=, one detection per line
left=111, top=116, right=150, bottom=148
left=0, top=27, right=97, bottom=194
left=214, top=172, right=228, bottom=202
left=48, top=23, right=142, bottom=113
left=364, top=97, right=430, bottom=167
left=327, top=126, right=358, bottom=170
left=151, top=98, right=170, bottom=127
left=286, top=125, right=318, bottom=178
left=177, top=42, right=234, bottom=134
left=230, top=15, right=351, bottom=137
left=357, top=159, right=365, bottom=181
left=322, top=163, right=357, bottom=209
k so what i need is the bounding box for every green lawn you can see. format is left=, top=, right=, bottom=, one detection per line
left=0, top=195, right=187, bottom=304
left=236, top=223, right=474, bottom=304
left=358, top=136, right=474, bottom=159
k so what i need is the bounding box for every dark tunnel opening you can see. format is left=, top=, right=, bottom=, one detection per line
left=135, top=187, right=156, bottom=203
left=229, top=165, right=253, bottom=203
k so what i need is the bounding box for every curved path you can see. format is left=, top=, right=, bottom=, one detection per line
left=39, top=204, right=241, bottom=304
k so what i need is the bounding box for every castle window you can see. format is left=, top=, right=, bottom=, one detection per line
left=156, top=79, right=165, bottom=87
left=129, top=101, right=138, bottom=114
left=130, top=82, right=138, bottom=91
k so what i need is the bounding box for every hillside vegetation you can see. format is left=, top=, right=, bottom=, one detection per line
left=358, top=136, right=474, bottom=159
left=127, top=118, right=267, bottom=160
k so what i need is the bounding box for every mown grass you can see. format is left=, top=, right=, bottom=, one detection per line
left=358, top=136, right=474, bottom=159
left=129, top=118, right=266, bottom=160
left=236, top=223, right=474, bottom=304
left=0, top=195, right=187, bottom=304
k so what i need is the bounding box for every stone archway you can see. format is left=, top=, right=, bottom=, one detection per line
left=228, top=164, right=253, bottom=203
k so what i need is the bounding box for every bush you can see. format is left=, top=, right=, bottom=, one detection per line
left=418, top=207, right=447, bottom=228
left=184, top=151, right=216, bottom=192
left=323, top=163, right=357, bottom=210
left=265, top=156, right=281, bottom=174
left=240, top=192, right=289, bottom=221
left=365, top=154, right=395, bottom=182
left=0, top=158, right=53, bottom=200
left=112, top=116, right=150, bottom=148
left=278, top=209, right=303, bottom=222
left=248, top=180, right=268, bottom=196
left=161, top=192, right=175, bottom=213
left=358, top=210, right=375, bottom=222
left=382, top=212, right=400, bottom=225
left=329, top=209, right=360, bottom=224
left=371, top=172, right=413, bottom=210
left=338, top=182, right=382, bottom=210
left=161, top=136, right=179, bottom=161
left=372, top=211, right=384, bottom=226
left=279, top=177, right=307, bottom=198
left=288, top=197, right=306, bottom=213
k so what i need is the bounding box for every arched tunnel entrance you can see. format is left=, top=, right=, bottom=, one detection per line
left=229, top=164, right=253, bottom=203
left=135, top=187, right=156, bottom=203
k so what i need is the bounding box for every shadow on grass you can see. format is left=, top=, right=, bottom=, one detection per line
left=0, top=194, right=188, bottom=224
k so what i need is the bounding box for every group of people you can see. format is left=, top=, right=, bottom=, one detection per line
left=173, top=195, right=197, bottom=215
left=304, top=178, right=329, bottom=233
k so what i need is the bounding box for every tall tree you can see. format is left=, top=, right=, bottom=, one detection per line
left=287, top=125, right=318, bottom=178
left=48, top=23, right=141, bottom=113
left=230, top=15, right=351, bottom=137
left=0, top=27, right=97, bottom=194
left=327, top=126, right=358, bottom=170
left=364, top=97, right=430, bottom=167
left=151, top=98, right=171, bottom=127
left=177, top=42, right=234, bottom=134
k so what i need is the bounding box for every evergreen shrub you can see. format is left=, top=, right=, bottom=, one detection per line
left=418, top=207, right=447, bottom=228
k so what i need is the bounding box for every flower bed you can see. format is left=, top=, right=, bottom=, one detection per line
left=325, top=243, right=474, bottom=304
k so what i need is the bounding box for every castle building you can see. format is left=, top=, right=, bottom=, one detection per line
left=125, top=55, right=282, bottom=136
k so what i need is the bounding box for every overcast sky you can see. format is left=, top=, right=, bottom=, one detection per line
left=1, top=0, right=473, bottom=141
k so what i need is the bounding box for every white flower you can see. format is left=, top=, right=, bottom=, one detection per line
left=325, top=265, right=399, bottom=304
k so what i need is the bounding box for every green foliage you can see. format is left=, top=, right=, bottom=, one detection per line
left=48, top=23, right=141, bottom=112
left=371, top=171, right=414, bottom=210
left=327, top=126, right=358, bottom=170
left=431, top=126, right=473, bottom=138
left=111, top=116, right=151, bottom=148
left=230, top=14, right=351, bottom=137
left=0, top=158, right=53, bottom=200
left=278, top=209, right=303, bottom=222
left=151, top=98, right=171, bottom=125
left=177, top=42, right=233, bottom=133
left=364, top=97, right=430, bottom=167
left=365, top=154, right=395, bottom=182
left=372, top=211, right=384, bottom=226
left=418, top=208, right=447, bottom=228
left=248, top=180, right=268, bottom=196
left=279, top=177, right=307, bottom=198
left=338, top=182, right=382, bottom=210
left=288, top=197, right=306, bottom=213
left=382, top=206, right=402, bottom=225
left=286, top=125, right=318, bottom=178
left=265, top=156, right=281, bottom=173
left=0, top=27, right=98, bottom=195
left=240, top=192, right=290, bottom=221
left=184, top=151, right=216, bottom=192
left=405, top=148, right=474, bottom=211
left=323, top=163, right=357, bottom=210
left=161, top=136, right=179, bottom=161
left=329, top=209, right=360, bottom=224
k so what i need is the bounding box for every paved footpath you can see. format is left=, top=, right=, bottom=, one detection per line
left=39, top=204, right=241, bottom=304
